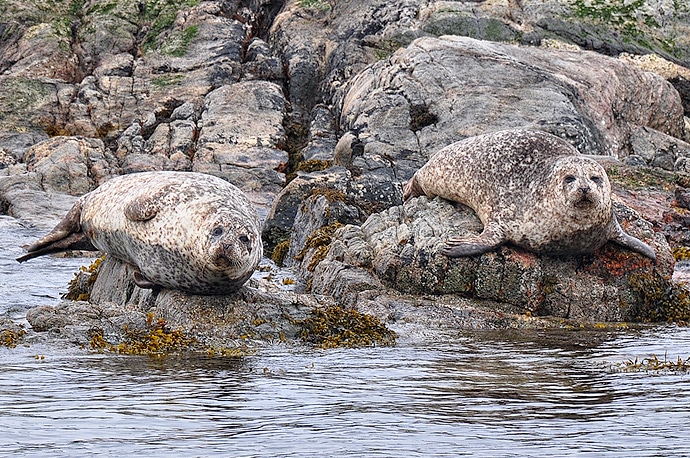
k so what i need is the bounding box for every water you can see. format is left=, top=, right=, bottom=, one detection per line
left=2, top=221, right=690, bottom=457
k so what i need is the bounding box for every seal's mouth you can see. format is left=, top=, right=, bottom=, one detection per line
left=214, top=250, right=244, bottom=269
left=574, top=196, right=594, bottom=208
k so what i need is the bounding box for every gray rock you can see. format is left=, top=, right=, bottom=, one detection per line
left=310, top=196, right=674, bottom=323
left=630, top=126, right=690, bottom=171
left=0, top=132, right=49, bottom=161
left=24, top=137, right=118, bottom=195
left=0, top=173, right=79, bottom=228
left=194, top=81, right=288, bottom=195
left=261, top=167, right=358, bottom=258
left=26, top=256, right=325, bottom=349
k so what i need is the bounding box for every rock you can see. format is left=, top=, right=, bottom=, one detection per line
left=310, top=196, right=674, bottom=323
left=193, top=81, right=288, bottom=196
left=340, top=36, right=684, bottom=162
left=24, top=136, right=118, bottom=195
left=262, top=169, right=348, bottom=254
left=675, top=188, right=690, bottom=211
left=629, top=126, right=690, bottom=171
left=0, top=132, right=49, bottom=161
left=0, top=173, right=80, bottom=228
left=26, top=256, right=325, bottom=349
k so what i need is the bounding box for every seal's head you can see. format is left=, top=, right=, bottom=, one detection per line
left=200, top=210, right=262, bottom=286
left=551, top=157, right=612, bottom=222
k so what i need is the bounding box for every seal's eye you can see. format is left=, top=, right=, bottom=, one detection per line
left=239, top=235, right=252, bottom=253
left=590, top=176, right=603, bottom=185
left=211, top=226, right=224, bottom=237
left=565, top=175, right=576, bottom=184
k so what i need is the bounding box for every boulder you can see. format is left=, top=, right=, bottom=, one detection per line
left=310, top=196, right=674, bottom=323
left=24, top=136, right=118, bottom=195
left=193, top=81, right=289, bottom=196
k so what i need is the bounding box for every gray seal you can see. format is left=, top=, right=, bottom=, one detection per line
left=403, top=129, right=656, bottom=260
left=18, top=171, right=263, bottom=294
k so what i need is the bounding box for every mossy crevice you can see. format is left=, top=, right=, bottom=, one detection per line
left=295, top=221, right=344, bottom=272
left=271, top=239, right=290, bottom=266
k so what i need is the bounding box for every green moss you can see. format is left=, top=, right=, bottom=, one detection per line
left=298, top=305, right=396, bottom=348
left=572, top=0, right=653, bottom=36
left=161, top=24, right=199, bottom=57
left=0, top=77, right=51, bottom=129
left=371, top=39, right=406, bottom=61
left=297, top=0, right=330, bottom=12
left=628, top=271, right=690, bottom=323
left=151, top=74, right=185, bottom=88
left=141, top=0, right=200, bottom=52
left=606, top=165, right=679, bottom=191
left=62, top=255, right=106, bottom=301
left=85, top=1, right=118, bottom=16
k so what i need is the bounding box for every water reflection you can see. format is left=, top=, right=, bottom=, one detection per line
left=2, top=222, right=690, bottom=456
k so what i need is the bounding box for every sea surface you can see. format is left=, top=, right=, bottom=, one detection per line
left=2, top=218, right=690, bottom=457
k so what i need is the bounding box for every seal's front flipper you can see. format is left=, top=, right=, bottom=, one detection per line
left=442, top=224, right=505, bottom=257
left=124, top=185, right=174, bottom=222
left=133, top=271, right=157, bottom=289
left=610, top=227, right=656, bottom=261
left=16, top=199, right=89, bottom=262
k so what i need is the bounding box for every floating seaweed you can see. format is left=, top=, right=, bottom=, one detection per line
left=1, top=328, right=26, bottom=348
left=611, top=353, right=690, bottom=373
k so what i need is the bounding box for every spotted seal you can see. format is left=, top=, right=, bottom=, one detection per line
left=17, top=171, right=263, bottom=294
left=403, top=129, right=656, bottom=260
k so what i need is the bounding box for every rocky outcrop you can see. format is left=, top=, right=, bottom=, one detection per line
left=309, top=196, right=673, bottom=323
left=25, top=256, right=321, bottom=349
left=2, top=0, right=690, bottom=348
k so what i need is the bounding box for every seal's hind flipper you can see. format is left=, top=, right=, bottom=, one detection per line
left=402, top=176, right=425, bottom=201
left=16, top=233, right=95, bottom=262
left=610, top=226, right=657, bottom=261
left=443, top=223, right=505, bottom=257
left=16, top=199, right=91, bottom=262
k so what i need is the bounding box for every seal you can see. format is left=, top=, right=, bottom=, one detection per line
left=17, top=171, right=263, bottom=295
left=403, top=129, right=656, bottom=260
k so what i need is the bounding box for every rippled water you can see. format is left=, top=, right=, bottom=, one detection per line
left=2, top=221, right=690, bottom=457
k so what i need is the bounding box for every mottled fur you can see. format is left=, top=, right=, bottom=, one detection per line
left=18, top=171, right=263, bottom=294
left=403, top=130, right=656, bottom=260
